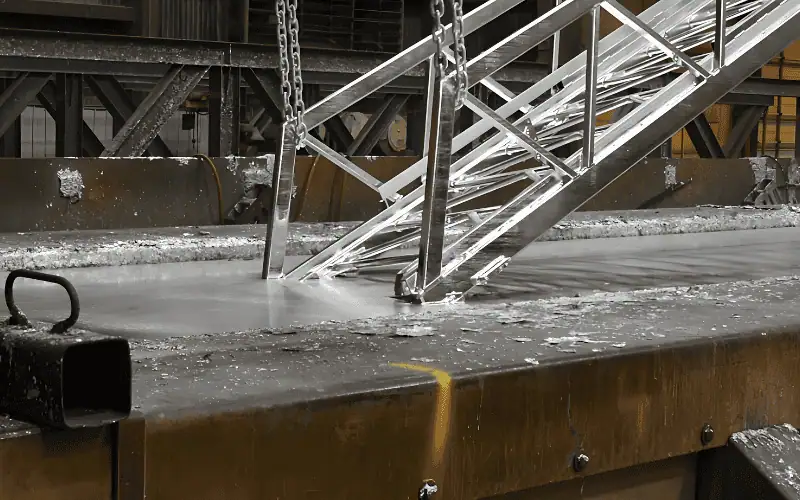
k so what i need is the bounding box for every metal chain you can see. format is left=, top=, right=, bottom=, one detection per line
left=287, top=0, right=307, bottom=145
left=451, top=0, right=468, bottom=109
left=275, top=0, right=293, bottom=122
left=430, top=0, right=447, bottom=79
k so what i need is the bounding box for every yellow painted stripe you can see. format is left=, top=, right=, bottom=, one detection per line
left=391, top=362, right=453, bottom=468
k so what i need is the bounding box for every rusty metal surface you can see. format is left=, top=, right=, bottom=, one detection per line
left=0, top=423, right=112, bottom=499
left=582, top=157, right=777, bottom=211
left=2, top=229, right=800, bottom=498
left=490, top=455, right=698, bottom=500
left=0, top=157, right=418, bottom=232
left=128, top=276, right=800, bottom=499
left=0, top=156, right=787, bottom=233
left=1, top=274, right=800, bottom=497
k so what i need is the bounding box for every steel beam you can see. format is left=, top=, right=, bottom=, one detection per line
left=262, top=123, right=297, bottom=279
left=413, top=75, right=459, bottom=294
left=718, top=92, right=774, bottom=107
left=733, top=77, right=800, bottom=98
left=37, top=81, right=104, bottom=157
left=795, top=97, right=799, bottom=159
left=0, top=73, right=50, bottom=139
left=724, top=105, right=765, bottom=158
left=303, top=0, right=525, bottom=129
left=208, top=67, right=241, bottom=157
left=685, top=114, right=725, bottom=158
left=241, top=69, right=283, bottom=123
left=54, top=74, right=84, bottom=157
left=86, top=75, right=172, bottom=157
left=0, top=28, right=410, bottom=76
left=0, top=79, right=20, bottom=158
left=347, top=95, right=409, bottom=156
left=324, top=116, right=355, bottom=151
left=102, top=65, right=208, bottom=158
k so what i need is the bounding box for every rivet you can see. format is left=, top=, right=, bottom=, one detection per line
left=701, top=423, right=715, bottom=446
left=573, top=453, right=590, bottom=473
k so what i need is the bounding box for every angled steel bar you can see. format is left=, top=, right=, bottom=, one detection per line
left=102, top=65, right=208, bottom=157
left=302, top=0, right=524, bottom=130
left=465, top=0, right=603, bottom=86
left=714, top=0, right=727, bottom=70
left=246, top=69, right=394, bottom=193
left=795, top=97, right=800, bottom=159
left=85, top=75, right=172, bottom=157
left=463, top=93, right=576, bottom=177
left=37, top=81, right=104, bottom=157
left=422, top=58, right=437, bottom=157
left=348, top=95, right=410, bottom=156
left=54, top=74, right=83, bottom=157
left=416, top=0, right=799, bottom=302
left=262, top=123, right=297, bottom=279
left=724, top=105, right=766, bottom=157
left=303, top=136, right=387, bottom=196
left=413, top=75, right=459, bottom=295
left=601, top=0, right=711, bottom=79
left=241, top=68, right=284, bottom=123
left=209, top=66, right=241, bottom=157
left=0, top=72, right=50, bottom=138
left=685, top=114, right=726, bottom=158
left=552, top=0, right=563, bottom=95
left=583, top=5, right=601, bottom=172
left=324, top=116, right=356, bottom=151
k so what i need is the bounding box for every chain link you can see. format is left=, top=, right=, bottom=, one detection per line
left=451, top=0, right=468, bottom=109
left=287, top=0, right=307, bottom=145
left=275, top=0, right=293, bottom=122
left=431, top=0, right=467, bottom=108
left=430, top=0, right=447, bottom=79
left=275, top=0, right=306, bottom=146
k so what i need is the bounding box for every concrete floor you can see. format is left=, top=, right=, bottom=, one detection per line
left=3, top=227, right=798, bottom=338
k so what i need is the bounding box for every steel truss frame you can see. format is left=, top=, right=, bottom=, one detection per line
left=261, top=0, right=800, bottom=303
left=0, top=27, right=555, bottom=159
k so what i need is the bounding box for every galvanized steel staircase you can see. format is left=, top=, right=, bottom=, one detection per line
left=263, top=0, right=800, bottom=302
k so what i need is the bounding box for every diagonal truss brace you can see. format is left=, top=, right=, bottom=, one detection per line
left=102, top=65, right=208, bottom=157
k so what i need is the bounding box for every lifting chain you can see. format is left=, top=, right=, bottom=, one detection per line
left=430, top=0, right=468, bottom=109
left=450, top=0, right=468, bottom=109
left=275, top=0, right=307, bottom=146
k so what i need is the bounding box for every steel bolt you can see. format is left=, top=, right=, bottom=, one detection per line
left=573, top=453, right=590, bottom=473
left=701, top=424, right=715, bottom=446
left=419, top=479, right=438, bottom=499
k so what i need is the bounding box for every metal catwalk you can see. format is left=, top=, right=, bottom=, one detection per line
left=5, top=227, right=800, bottom=338
left=260, top=0, right=800, bottom=303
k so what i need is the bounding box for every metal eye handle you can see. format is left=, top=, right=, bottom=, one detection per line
left=5, top=269, right=80, bottom=334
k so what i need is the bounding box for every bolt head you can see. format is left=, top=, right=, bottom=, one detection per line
left=573, top=453, right=590, bottom=473
left=701, top=424, right=715, bottom=446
